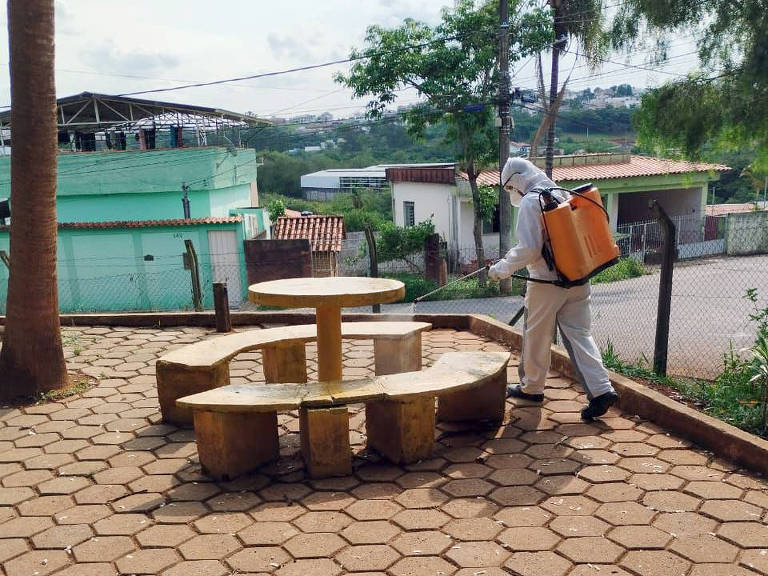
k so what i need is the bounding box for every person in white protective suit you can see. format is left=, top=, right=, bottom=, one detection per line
left=488, top=157, right=618, bottom=421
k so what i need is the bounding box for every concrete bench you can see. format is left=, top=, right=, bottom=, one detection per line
left=177, top=351, right=510, bottom=479
left=157, top=321, right=432, bottom=426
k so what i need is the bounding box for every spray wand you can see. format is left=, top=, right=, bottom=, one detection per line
left=410, top=264, right=490, bottom=313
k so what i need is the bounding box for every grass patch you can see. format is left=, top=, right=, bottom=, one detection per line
left=591, top=258, right=646, bottom=284
left=38, top=373, right=96, bottom=403
left=602, top=341, right=768, bottom=438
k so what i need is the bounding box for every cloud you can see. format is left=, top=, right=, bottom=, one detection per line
left=79, top=41, right=179, bottom=75
left=267, top=33, right=314, bottom=62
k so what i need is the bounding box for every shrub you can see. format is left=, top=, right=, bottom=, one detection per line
left=591, top=257, right=645, bottom=284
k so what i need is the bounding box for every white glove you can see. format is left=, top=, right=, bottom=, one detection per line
left=488, top=265, right=503, bottom=281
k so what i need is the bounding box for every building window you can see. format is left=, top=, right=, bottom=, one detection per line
left=404, top=201, right=415, bottom=227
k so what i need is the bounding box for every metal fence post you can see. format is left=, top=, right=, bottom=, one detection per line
left=184, top=240, right=203, bottom=312
left=650, top=200, right=676, bottom=376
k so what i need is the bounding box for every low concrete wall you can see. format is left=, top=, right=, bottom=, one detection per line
left=726, top=210, right=768, bottom=255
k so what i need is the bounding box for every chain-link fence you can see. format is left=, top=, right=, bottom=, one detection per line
left=346, top=210, right=768, bottom=381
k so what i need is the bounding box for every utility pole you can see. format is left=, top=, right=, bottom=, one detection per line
left=497, top=0, right=513, bottom=294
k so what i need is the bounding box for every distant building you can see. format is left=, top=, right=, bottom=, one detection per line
left=300, top=163, right=453, bottom=201
left=0, top=92, right=270, bottom=313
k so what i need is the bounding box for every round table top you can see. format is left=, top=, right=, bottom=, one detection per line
left=248, top=276, right=406, bottom=308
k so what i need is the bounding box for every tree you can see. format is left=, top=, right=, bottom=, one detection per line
left=336, top=0, right=549, bottom=284
left=538, top=0, right=607, bottom=177
left=613, top=0, right=768, bottom=173
left=0, top=0, right=67, bottom=400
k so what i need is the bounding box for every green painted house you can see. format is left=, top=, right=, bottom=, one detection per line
left=0, top=147, right=268, bottom=313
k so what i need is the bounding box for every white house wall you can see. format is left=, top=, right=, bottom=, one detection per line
left=392, top=181, right=454, bottom=242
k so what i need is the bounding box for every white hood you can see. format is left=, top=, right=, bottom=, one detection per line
left=502, top=157, right=557, bottom=207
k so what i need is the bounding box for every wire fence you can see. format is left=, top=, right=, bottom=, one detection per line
left=1, top=211, right=766, bottom=381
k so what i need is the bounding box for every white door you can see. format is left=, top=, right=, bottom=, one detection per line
left=207, top=230, right=242, bottom=308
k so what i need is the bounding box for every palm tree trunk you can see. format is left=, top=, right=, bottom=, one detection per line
left=0, top=0, right=67, bottom=400
left=545, top=0, right=565, bottom=179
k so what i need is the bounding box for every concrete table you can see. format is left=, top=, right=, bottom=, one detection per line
left=248, top=277, right=405, bottom=382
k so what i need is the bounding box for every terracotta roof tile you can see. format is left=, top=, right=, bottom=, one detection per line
left=0, top=216, right=243, bottom=232
left=273, top=215, right=345, bottom=252
left=464, top=155, right=730, bottom=187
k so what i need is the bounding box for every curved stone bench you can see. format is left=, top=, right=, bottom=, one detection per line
left=157, top=321, right=432, bottom=425
left=177, top=351, right=510, bottom=479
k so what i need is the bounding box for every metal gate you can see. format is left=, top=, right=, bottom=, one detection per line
left=207, top=230, right=242, bottom=307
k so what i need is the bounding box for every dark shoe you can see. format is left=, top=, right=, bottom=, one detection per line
left=581, top=391, right=619, bottom=421
left=507, top=384, right=544, bottom=402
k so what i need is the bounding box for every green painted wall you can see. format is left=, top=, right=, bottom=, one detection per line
left=0, top=221, right=250, bottom=313
left=0, top=147, right=260, bottom=222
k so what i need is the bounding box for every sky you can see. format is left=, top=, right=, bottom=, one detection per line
left=0, top=0, right=705, bottom=121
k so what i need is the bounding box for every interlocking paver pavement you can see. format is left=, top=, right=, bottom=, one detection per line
left=1, top=325, right=768, bottom=575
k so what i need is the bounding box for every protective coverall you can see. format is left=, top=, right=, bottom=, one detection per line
left=489, top=158, right=616, bottom=410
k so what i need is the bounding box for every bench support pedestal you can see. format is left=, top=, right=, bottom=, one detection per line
left=366, top=397, right=435, bottom=463
left=374, top=334, right=422, bottom=375
left=194, top=410, right=278, bottom=481
left=262, top=344, right=308, bottom=383
left=300, top=406, right=351, bottom=478
left=159, top=363, right=229, bottom=427
left=437, top=371, right=507, bottom=423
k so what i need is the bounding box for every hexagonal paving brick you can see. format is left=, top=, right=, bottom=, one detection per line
left=608, top=525, right=671, bottom=549
left=494, top=506, right=551, bottom=527
left=226, top=546, right=291, bottom=573
left=700, top=499, right=763, bottom=522
left=504, top=551, right=572, bottom=576
left=32, top=523, right=94, bottom=549
left=300, top=491, right=356, bottom=511
left=488, top=468, right=539, bottom=486
left=684, top=480, right=744, bottom=500
left=179, top=534, right=241, bottom=560
left=0, top=516, right=54, bottom=538
left=668, top=533, right=739, bottom=563
left=284, top=532, right=346, bottom=558
left=490, top=486, right=545, bottom=507
left=249, top=501, right=307, bottom=522
left=556, top=537, right=624, bottom=563
left=652, top=511, right=717, bottom=538
left=596, top=501, right=657, bottom=525
left=549, top=515, right=610, bottom=537
left=136, top=524, right=195, bottom=547
left=444, top=517, right=503, bottom=541
left=53, top=562, right=118, bottom=576
left=347, top=499, right=403, bottom=520
left=541, top=495, right=599, bottom=516
left=276, top=558, right=342, bottom=576
left=620, top=550, right=692, bottom=576
left=587, top=482, right=644, bottom=503
left=116, top=548, right=179, bottom=574
left=718, top=521, right=768, bottom=547
left=643, top=490, right=701, bottom=512
left=441, top=497, right=499, bottom=519
left=74, top=535, right=136, bottom=562
left=3, top=550, right=70, bottom=576
left=17, top=494, right=73, bottom=516
left=341, top=520, right=400, bottom=544
left=498, top=525, right=561, bottom=554
left=160, top=560, right=228, bottom=576
left=335, top=545, right=400, bottom=572
left=389, top=555, right=457, bottom=576
left=193, top=512, right=251, bottom=534
left=629, top=473, right=685, bottom=491
left=442, top=479, right=494, bottom=497
left=392, top=509, right=450, bottom=530
left=395, top=488, right=448, bottom=509
left=293, top=510, right=352, bottom=533
left=0, top=538, right=27, bottom=564
left=568, top=566, right=633, bottom=576
left=445, top=541, right=509, bottom=568
left=392, top=531, right=452, bottom=556
left=93, top=513, right=150, bottom=535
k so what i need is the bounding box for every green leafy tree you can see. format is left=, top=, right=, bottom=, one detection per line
left=336, top=0, right=550, bottom=284
left=266, top=198, right=286, bottom=221
left=613, top=0, right=768, bottom=174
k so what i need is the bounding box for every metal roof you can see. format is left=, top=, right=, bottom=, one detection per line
left=0, top=92, right=270, bottom=132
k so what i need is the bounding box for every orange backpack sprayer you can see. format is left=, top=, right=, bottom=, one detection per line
left=538, top=182, right=620, bottom=287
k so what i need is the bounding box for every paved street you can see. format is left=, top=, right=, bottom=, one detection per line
left=1, top=326, right=768, bottom=576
